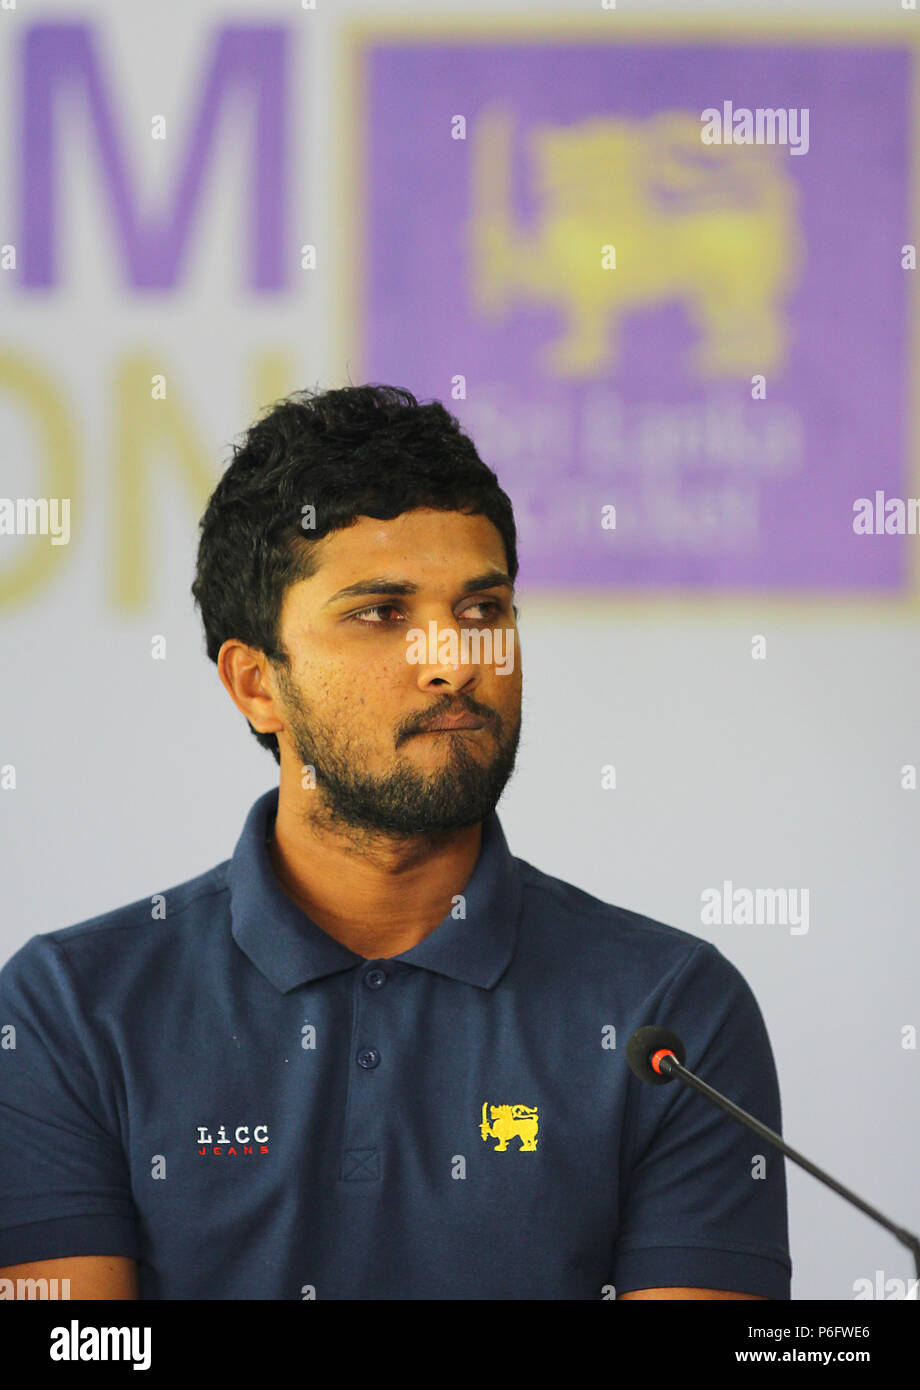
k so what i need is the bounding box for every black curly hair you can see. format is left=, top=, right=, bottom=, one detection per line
left=191, top=383, right=519, bottom=764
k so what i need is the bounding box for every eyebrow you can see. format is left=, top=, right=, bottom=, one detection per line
left=323, top=571, right=515, bottom=609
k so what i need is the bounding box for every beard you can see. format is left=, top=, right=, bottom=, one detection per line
left=271, top=662, right=521, bottom=837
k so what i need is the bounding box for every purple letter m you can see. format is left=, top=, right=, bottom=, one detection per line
left=20, top=22, right=288, bottom=289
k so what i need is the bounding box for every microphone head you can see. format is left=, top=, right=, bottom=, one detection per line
left=626, top=1026, right=687, bottom=1085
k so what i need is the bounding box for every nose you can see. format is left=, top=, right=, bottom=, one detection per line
left=411, top=618, right=481, bottom=696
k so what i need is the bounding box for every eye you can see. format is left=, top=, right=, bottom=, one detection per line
left=349, top=604, right=406, bottom=625
left=347, top=598, right=509, bottom=625
left=462, top=599, right=503, bottom=621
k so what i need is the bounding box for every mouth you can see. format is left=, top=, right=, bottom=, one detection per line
left=416, top=714, right=488, bottom=733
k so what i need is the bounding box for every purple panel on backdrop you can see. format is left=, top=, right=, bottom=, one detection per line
left=361, top=40, right=911, bottom=591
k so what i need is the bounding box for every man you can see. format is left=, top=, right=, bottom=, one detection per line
left=0, top=384, right=790, bottom=1299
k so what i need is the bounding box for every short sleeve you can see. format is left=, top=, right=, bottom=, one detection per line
left=613, top=942, right=791, bottom=1299
left=0, top=934, right=138, bottom=1265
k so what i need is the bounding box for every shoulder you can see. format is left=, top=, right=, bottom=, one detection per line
left=0, top=860, right=232, bottom=1002
left=509, top=854, right=770, bottom=1032
left=512, top=853, right=729, bottom=983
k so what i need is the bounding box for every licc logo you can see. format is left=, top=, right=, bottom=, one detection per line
left=196, top=1123, right=269, bottom=1156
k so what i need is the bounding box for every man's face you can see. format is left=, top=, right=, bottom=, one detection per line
left=269, top=508, right=522, bottom=836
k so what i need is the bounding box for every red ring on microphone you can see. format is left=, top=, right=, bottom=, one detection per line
left=651, top=1048, right=677, bottom=1075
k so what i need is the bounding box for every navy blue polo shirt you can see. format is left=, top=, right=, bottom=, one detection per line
left=0, top=788, right=791, bottom=1299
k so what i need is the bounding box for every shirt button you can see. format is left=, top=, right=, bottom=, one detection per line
left=364, top=968, right=386, bottom=989
left=357, top=1047, right=380, bottom=1069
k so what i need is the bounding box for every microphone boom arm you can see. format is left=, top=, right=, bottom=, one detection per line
left=656, top=1051, right=920, bottom=1283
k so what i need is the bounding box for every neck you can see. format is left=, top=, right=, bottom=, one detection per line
left=267, top=775, right=484, bottom=959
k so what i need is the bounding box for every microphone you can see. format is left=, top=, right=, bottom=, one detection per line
left=626, top=1025, right=920, bottom=1282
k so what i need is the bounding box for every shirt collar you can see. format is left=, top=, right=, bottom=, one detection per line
left=228, top=787, right=521, bottom=993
